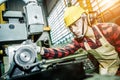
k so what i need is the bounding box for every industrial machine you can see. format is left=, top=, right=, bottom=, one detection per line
left=0, top=0, right=45, bottom=79
left=0, top=0, right=99, bottom=80
left=1, top=42, right=99, bottom=80
left=0, top=0, right=44, bottom=43
left=1, top=40, right=41, bottom=79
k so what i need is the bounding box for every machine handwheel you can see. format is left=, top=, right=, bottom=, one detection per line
left=14, top=46, right=36, bottom=68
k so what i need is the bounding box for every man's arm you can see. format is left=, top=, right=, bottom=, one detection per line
left=41, top=39, right=81, bottom=59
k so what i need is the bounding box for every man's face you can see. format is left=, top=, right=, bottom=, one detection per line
left=69, top=18, right=84, bottom=38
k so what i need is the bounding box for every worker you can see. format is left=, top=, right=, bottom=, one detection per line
left=40, top=5, right=120, bottom=75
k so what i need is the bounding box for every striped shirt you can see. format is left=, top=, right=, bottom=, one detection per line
left=43, top=23, right=120, bottom=59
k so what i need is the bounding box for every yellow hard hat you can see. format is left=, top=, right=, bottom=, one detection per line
left=64, top=6, right=85, bottom=27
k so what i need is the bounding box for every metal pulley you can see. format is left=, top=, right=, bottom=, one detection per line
left=14, top=45, right=36, bottom=68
